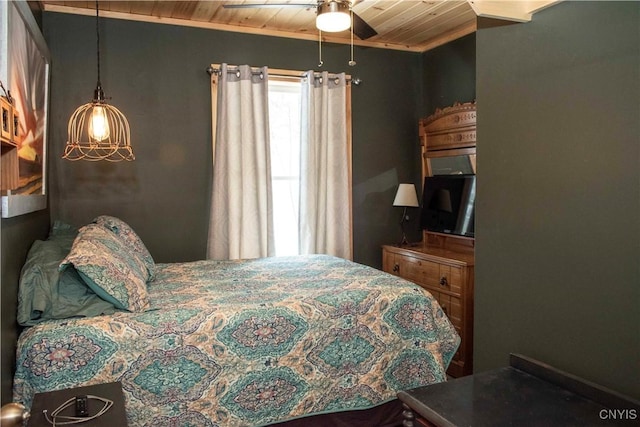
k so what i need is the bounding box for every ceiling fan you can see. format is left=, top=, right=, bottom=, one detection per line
left=223, top=1, right=378, bottom=40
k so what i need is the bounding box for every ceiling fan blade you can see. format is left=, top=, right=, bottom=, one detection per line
left=223, top=3, right=315, bottom=9
left=352, top=11, right=377, bottom=40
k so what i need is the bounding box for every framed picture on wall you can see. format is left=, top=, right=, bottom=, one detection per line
left=0, top=0, right=50, bottom=218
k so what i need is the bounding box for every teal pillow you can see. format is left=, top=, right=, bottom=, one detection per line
left=93, top=215, right=156, bottom=280
left=17, top=239, right=116, bottom=326
left=51, top=265, right=116, bottom=320
left=61, top=224, right=150, bottom=312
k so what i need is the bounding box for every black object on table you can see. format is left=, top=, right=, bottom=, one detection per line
left=398, top=353, right=640, bottom=427
left=27, top=381, right=127, bottom=427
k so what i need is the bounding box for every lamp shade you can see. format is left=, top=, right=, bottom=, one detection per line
left=316, top=1, right=351, bottom=32
left=393, top=183, right=419, bottom=207
left=64, top=99, right=134, bottom=161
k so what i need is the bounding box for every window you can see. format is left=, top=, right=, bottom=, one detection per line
left=268, top=80, right=302, bottom=256
left=208, top=64, right=353, bottom=260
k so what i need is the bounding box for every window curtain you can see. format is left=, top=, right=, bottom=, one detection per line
left=299, top=71, right=353, bottom=260
left=207, top=64, right=275, bottom=260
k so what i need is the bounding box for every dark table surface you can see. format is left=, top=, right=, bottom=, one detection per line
left=28, top=381, right=127, bottom=427
left=398, top=354, right=640, bottom=427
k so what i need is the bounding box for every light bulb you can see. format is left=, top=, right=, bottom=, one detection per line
left=316, top=1, right=351, bottom=32
left=88, top=105, right=110, bottom=141
left=316, top=11, right=351, bottom=32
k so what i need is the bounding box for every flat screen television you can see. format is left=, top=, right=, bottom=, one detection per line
left=420, top=174, right=476, bottom=238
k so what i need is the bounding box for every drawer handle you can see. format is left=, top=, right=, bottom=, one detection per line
left=440, top=277, right=448, bottom=286
left=393, top=264, right=400, bottom=273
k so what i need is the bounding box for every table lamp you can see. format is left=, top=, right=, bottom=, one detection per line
left=393, top=183, right=419, bottom=246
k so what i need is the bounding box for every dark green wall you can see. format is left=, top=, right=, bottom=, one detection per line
left=475, top=1, right=639, bottom=399
left=44, top=12, right=422, bottom=268
left=1, top=211, right=50, bottom=404
left=421, top=33, right=476, bottom=118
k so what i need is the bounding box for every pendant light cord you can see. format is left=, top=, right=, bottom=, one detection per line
left=94, top=0, right=105, bottom=101
left=349, top=8, right=356, bottom=66
left=96, top=0, right=100, bottom=86
left=318, top=30, right=323, bottom=67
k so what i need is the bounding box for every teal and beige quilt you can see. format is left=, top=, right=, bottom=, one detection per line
left=14, top=255, right=459, bottom=426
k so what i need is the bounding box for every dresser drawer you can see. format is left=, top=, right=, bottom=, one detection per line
left=425, top=129, right=476, bottom=152
left=434, top=293, right=462, bottom=327
left=400, top=255, right=462, bottom=296
left=433, top=292, right=464, bottom=362
left=382, top=244, right=473, bottom=377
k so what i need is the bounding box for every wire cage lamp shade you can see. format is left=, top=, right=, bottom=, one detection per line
left=64, top=99, right=133, bottom=161
left=62, top=1, right=134, bottom=162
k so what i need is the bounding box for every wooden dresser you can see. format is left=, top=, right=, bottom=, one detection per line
left=384, top=101, right=477, bottom=377
left=382, top=238, right=474, bottom=378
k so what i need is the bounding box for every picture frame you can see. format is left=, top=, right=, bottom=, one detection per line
left=0, top=0, right=50, bottom=218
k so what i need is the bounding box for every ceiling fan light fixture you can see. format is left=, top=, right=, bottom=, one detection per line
left=316, top=0, right=351, bottom=32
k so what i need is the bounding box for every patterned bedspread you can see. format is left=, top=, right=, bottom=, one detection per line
left=14, top=255, right=459, bottom=427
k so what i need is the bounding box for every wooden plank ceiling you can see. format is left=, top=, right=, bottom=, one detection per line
left=41, top=1, right=560, bottom=52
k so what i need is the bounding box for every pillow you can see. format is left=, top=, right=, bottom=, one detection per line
left=61, top=224, right=150, bottom=312
left=93, top=215, right=156, bottom=280
left=17, top=239, right=117, bottom=326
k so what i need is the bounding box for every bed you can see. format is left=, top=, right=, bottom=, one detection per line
left=13, top=216, right=460, bottom=427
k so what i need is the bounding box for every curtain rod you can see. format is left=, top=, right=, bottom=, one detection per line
left=206, top=64, right=361, bottom=86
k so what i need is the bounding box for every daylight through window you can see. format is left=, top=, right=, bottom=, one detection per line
left=268, top=80, right=302, bottom=256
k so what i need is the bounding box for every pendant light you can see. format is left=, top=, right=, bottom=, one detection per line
left=63, top=1, right=134, bottom=161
